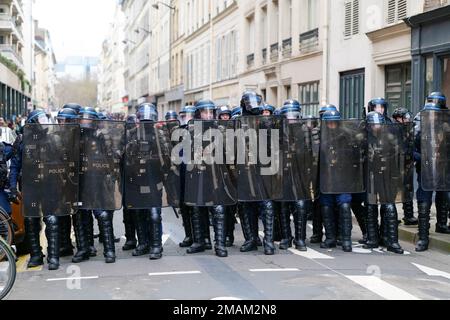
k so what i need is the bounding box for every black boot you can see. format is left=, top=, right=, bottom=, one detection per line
left=262, top=201, right=276, bottom=255
left=25, top=217, right=44, bottom=268
left=97, top=211, right=116, bottom=263
left=435, top=194, right=450, bottom=234
left=202, top=208, right=213, bottom=250
left=187, top=207, right=206, bottom=254
left=122, top=208, right=137, bottom=251
left=251, top=207, right=263, bottom=247
left=44, top=216, right=60, bottom=271
left=85, top=212, right=97, bottom=257
left=352, top=202, right=368, bottom=244
left=293, top=201, right=307, bottom=251
left=402, top=201, right=418, bottom=226
left=59, top=215, right=73, bottom=257
left=379, top=206, right=387, bottom=247
left=149, top=208, right=163, bottom=260
left=384, top=204, right=404, bottom=254
left=72, top=212, right=90, bottom=263
left=179, top=205, right=193, bottom=248
left=320, top=206, right=337, bottom=249
left=132, top=210, right=150, bottom=256
left=225, top=206, right=235, bottom=247
left=240, top=203, right=258, bottom=252
left=310, top=200, right=323, bottom=243
left=363, top=205, right=379, bottom=249
left=416, top=202, right=431, bottom=252
left=212, top=206, right=228, bottom=258
left=339, top=203, right=353, bottom=252
left=279, top=203, right=293, bottom=250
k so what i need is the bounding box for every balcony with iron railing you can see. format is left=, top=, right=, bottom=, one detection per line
left=270, top=42, right=279, bottom=62
left=262, top=48, right=267, bottom=64
left=0, top=44, right=24, bottom=69
left=247, top=53, right=255, bottom=68
left=282, top=38, right=292, bottom=58
left=299, top=28, right=319, bottom=53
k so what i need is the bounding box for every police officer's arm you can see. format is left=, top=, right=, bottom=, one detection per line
left=8, top=143, right=22, bottom=201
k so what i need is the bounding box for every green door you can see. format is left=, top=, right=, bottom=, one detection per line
left=385, top=63, right=412, bottom=111
left=339, top=69, right=365, bottom=119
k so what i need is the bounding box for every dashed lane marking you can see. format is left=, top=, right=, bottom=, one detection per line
left=46, top=276, right=99, bottom=282
left=249, top=268, right=300, bottom=273
left=148, top=271, right=202, bottom=277
left=412, top=263, right=450, bottom=280
left=288, top=247, right=334, bottom=260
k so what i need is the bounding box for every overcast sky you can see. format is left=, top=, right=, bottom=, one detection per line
left=33, top=0, right=117, bottom=62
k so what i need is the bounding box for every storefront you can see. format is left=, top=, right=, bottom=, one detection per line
left=406, top=5, right=450, bottom=113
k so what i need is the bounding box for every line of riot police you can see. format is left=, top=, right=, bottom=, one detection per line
left=11, top=90, right=450, bottom=271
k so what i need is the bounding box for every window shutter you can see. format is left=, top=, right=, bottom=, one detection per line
left=397, top=0, right=407, bottom=20
left=344, top=1, right=352, bottom=37
left=387, top=0, right=396, bottom=24
left=352, top=0, right=359, bottom=35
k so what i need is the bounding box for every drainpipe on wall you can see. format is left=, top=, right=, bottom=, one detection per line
left=322, top=0, right=330, bottom=106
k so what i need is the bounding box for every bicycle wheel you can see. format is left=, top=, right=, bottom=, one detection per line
left=0, top=238, right=16, bottom=300
left=0, top=209, right=13, bottom=246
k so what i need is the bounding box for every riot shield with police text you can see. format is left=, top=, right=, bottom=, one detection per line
left=183, top=120, right=237, bottom=206
left=79, top=121, right=125, bottom=210
left=421, top=110, right=450, bottom=191
left=366, top=123, right=414, bottom=204
left=22, top=124, right=80, bottom=217
left=236, top=116, right=283, bottom=202
left=124, top=121, right=180, bottom=209
left=280, top=118, right=319, bottom=201
left=320, top=120, right=366, bottom=194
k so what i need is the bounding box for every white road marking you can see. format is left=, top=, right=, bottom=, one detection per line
left=345, top=275, right=420, bottom=300
left=148, top=271, right=201, bottom=277
left=412, top=263, right=450, bottom=280
left=46, top=276, right=99, bottom=282
left=373, top=248, right=385, bottom=254
left=249, top=268, right=300, bottom=273
left=289, top=248, right=334, bottom=260
left=162, top=234, right=170, bottom=245
left=352, top=247, right=373, bottom=254
left=211, top=297, right=242, bottom=300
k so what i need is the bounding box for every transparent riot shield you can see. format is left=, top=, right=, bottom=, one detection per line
left=183, top=120, right=237, bottom=207
left=78, top=121, right=125, bottom=210
left=280, top=118, right=320, bottom=201
left=124, top=121, right=180, bottom=209
left=421, top=110, right=450, bottom=191
left=366, top=123, right=414, bottom=204
left=236, top=116, right=283, bottom=202
left=22, top=124, right=80, bottom=217
left=320, top=119, right=366, bottom=194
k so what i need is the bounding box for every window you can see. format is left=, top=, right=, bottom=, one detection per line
left=441, top=56, right=450, bottom=101
left=307, top=0, right=318, bottom=31
left=385, top=63, right=412, bottom=110
left=299, top=82, right=320, bottom=116
left=0, top=36, right=4, bottom=45
left=344, top=0, right=359, bottom=38
left=387, top=0, right=407, bottom=25
left=425, top=56, right=434, bottom=98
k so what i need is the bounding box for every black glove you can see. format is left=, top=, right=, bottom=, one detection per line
left=8, top=188, right=20, bottom=204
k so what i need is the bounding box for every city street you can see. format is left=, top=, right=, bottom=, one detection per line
left=6, top=209, right=450, bottom=300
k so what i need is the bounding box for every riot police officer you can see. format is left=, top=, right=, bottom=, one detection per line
left=320, top=110, right=353, bottom=252
left=14, top=109, right=62, bottom=270
left=217, top=106, right=232, bottom=121
left=392, top=107, right=418, bottom=226
left=178, top=106, right=197, bottom=248
left=415, top=93, right=450, bottom=252
left=73, top=107, right=117, bottom=264
left=363, top=111, right=404, bottom=254
left=278, top=100, right=309, bottom=251
left=185, top=100, right=228, bottom=257
left=368, top=98, right=391, bottom=121
left=165, top=110, right=179, bottom=122
left=239, top=91, right=276, bottom=255
left=56, top=107, right=80, bottom=257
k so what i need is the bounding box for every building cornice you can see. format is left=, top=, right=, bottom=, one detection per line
left=184, top=21, right=211, bottom=43
left=404, top=5, right=450, bottom=28
left=366, top=21, right=410, bottom=43
left=212, top=1, right=238, bottom=25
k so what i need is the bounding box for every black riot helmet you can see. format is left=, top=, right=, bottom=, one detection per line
left=366, top=111, right=386, bottom=124
left=79, top=107, right=99, bottom=129
left=165, top=110, right=179, bottom=121
left=368, top=98, right=389, bottom=115
left=195, top=100, right=216, bottom=120
left=319, top=104, right=338, bottom=120
left=27, top=109, right=49, bottom=125
left=426, top=92, right=447, bottom=109
left=126, top=114, right=137, bottom=124
left=217, top=106, right=232, bottom=120
left=57, top=108, right=79, bottom=124
left=240, top=90, right=263, bottom=116
left=136, top=103, right=158, bottom=122
left=62, top=103, right=82, bottom=115
left=392, top=107, right=413, bottom=123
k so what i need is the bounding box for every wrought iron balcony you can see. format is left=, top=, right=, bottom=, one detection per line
left=299, top=28, right=319, bottom=53
left=282, top=38, right=292, bottom=58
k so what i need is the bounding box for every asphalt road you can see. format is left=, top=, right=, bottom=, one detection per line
left=5, top=209, right=450, bottom=300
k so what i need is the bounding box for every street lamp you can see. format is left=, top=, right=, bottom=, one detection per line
left=122, top=39, right=137, bottom=45
left=134, top=28, right=151, bottom=35
left=152, top=1, right=175, bottom=11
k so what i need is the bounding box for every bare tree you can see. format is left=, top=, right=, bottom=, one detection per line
left=54, top=76, right=98, bottom=108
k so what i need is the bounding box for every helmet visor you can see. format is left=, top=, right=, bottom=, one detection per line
left=36, top=114, right=49, bottom=125
left=180, top=113, right=194, bottom=126
left=139, top=108, right=158, bottom=122
left=284, top=110, right=301, bottom=120
left=201, top=109, right=215, bottom=120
